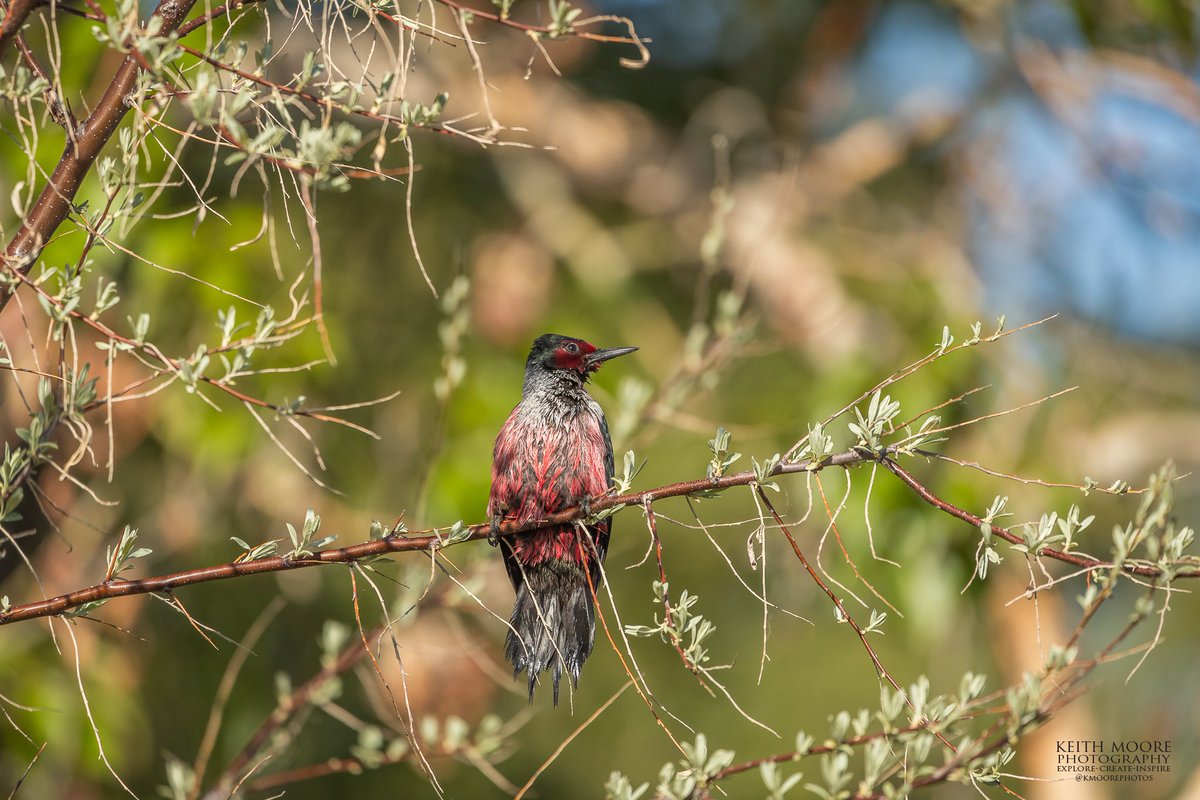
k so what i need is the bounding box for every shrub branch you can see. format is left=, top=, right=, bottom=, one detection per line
left=1, top=0, right=201, bottom=302
left=2, top=448, right=1196, bottom=626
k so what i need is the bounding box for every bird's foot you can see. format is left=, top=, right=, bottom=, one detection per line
left=488, top=515, right=502, bottom=547
left=579, top=494, right=593, bottom=519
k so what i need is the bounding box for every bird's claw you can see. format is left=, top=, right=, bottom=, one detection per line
left=488, top=515, right=502, bottom=547
left=579, top=494, right=592, bottom=519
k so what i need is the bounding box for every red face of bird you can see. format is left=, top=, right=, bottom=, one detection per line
left=528, top=334, right=638, bottom=375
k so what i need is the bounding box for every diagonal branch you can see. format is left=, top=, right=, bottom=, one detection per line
left=1, top=0, right=201, bottom=313
left=754, top=484, right=958, bottom=753
left=0, top=0, right=37, bottom=59
left=206, top=619, right=387, bottom=797
left=878, top=455, right=1193, bottom=578
left=175, top=0, right=261, bottom=36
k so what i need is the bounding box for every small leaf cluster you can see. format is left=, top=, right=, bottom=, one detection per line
left=705, top=426, right=740, bottom=479
left=434, top=276, right=470, bottom=400
left=652, top=734, right=736, bottom=800
left=610, top=449, right=645, bottom=495
left=215, top=305, right=280, bottom=381
left=760, top=761, right=803, bottom=800
left=36, top=265, right=85, bottom=338
left=91, top=0, right=183, bottom=70
left=1129, top=464, right=1195, bottom=582
left=973, top=495, right=1010, bottom=580
left=0, top=442, right=36, bottom=525
left=157, top=753, right=196, bottom=800
left=547, top=0, right=583, bottom=37
left=848, top=390, right=900, bottom=451
left=935, top=315, right=1008, bottom=355
left=604, top=771, right=648, bottom=800
left=368, top=519, right=406, bottom=541
left=0, top=63, right=50, bottom=104
left=285, top=509, right=336, bottom=558
left=412, top=713, right=506, bottom=761
left=231, top=534, right=279, bottom=562
left=751, top=452, right=782, bottom=492
left=440, top=520, right=473, bottom=546
left=797, top=422, right=833, bottom=465
left=399, top=92, right=449, bottom=127
left=103, top=526, right=153, bottom=582
left=625, top=581, right=716, bottom=669
left=788, top=673, right=991, bottom=799
left=350, top=725, right=411, bottom=769
left=1013, top=505, right=1094, bottom=556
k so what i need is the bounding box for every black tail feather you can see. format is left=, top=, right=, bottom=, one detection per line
left=505, top=559, right=595, bottom=705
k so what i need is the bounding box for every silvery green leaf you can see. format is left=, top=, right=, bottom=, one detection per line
left=301, top=509, right=320, bottom=538
left=445, top=521, right=473, bottom=545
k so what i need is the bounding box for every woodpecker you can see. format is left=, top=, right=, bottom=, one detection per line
left=488, top=333, right=637, bottom=704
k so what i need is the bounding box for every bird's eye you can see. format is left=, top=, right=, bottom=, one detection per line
left=564, top=342, right=579, bottom=354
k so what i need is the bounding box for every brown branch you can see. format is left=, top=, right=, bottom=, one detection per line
left=755, top=484, right=956, bottom=755
left=175, top=0, right=261, bottom=36
left=3, top=447, right=1199, bottom=626
left=432, top=0, right=649, bottom=67
left=207, top=580, right=472, bottom=797
left=645, top=500, right=715, bottom=693
left=1, top=0, right=202, bottom=311
left=711, top=720, right=938, bottom=782
left=0, top=0, right=36, bottom=59
left=208, top=619, right=388, bottom=796
left=170, top=41, right=500, bottom=148
left=242, top=753, right=408, bottom=793
left=175, top=42, right=406, bottom=129
left=879, top=455, right=1200, bottom=579
left=710, top=565, right=1158, bottom=798
left=14, top=32, right=78, bottom=130
left=6, top=741, right=47, bottom=796
left=13, top=268, right=353, bottom=429
left=0, top=451, right=870, bottom=625
left=46, top=1, right=104, bottom=22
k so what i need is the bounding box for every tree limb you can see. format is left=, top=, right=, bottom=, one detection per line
left=0, top=451, right=868, bottom=624
left=1, top=0, right=200, bottom=312
left=0, top=0, right=37, bottom=59
left=2, top=448, right=1196, bottom=626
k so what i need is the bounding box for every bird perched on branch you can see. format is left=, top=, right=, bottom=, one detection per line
left=488, top=333, right=637, bottom=704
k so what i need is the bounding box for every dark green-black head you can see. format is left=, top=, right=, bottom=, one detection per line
left=525, top=333, right=637, bottom=378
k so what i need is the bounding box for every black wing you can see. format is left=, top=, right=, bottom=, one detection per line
left=589, top=408, right=615, bottom=587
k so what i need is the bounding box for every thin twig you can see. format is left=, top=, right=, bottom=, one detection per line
left=513, top=681, right=632, bottom=799
left=754, top=485, right=955, bottom=752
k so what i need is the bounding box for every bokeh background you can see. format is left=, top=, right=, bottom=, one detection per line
left=2, top=0, right=1200, bottom=797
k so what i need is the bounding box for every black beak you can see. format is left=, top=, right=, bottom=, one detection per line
left=585, top=345, right=638, bottom=367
